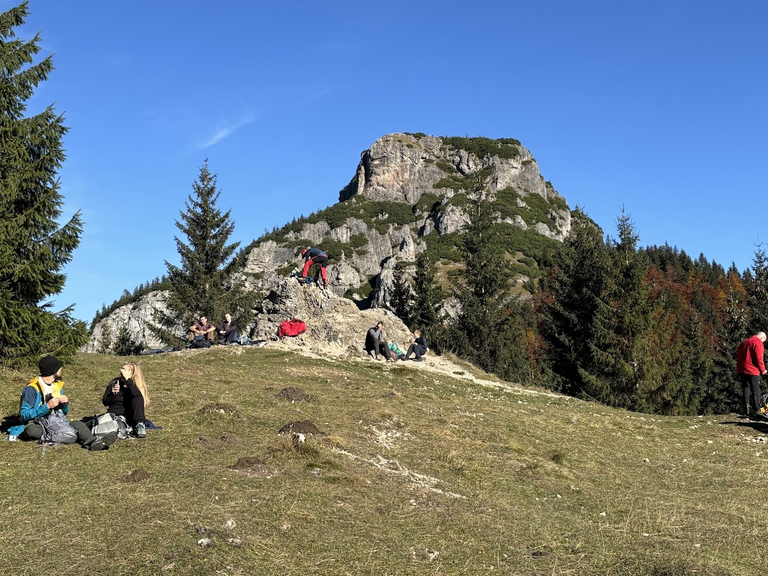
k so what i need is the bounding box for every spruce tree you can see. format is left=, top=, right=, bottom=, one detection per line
left=451, top=198, right=529, bottom=381
left=388, top=262, right=413, bottom=326
left=156, top=160, right=255, bottom=343
left=412, top=252, right=441, bottom=321
left=543, top=210, right=610, bottom=395
left=0, top=2, right=87, bottom=365
left=747, top=243, right=768, bottom=334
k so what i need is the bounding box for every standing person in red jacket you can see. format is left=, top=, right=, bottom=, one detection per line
left=736, top=331, right=768, bottom=418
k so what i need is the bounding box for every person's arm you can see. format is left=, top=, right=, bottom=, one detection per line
left=102, top=382, right=115, bottom=406
left=123, top=377, right=143, bottom=400
left=19, top=386, right=51, bottom=423
left=758, top=341, right=767, bottom=374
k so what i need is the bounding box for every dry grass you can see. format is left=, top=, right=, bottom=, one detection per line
left=0, top=346, right=766, bottom=575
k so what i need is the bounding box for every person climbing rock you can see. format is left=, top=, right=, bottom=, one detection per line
left=301, top=247, right=329, bottom=288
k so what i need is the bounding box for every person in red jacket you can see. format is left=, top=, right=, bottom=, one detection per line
left=736, top=331, right=767, bottom=417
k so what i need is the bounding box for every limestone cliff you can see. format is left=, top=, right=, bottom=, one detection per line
left=86, top=133, right=573, bottom=352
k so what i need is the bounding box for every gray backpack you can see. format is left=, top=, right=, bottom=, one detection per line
left=36, top=412, right=78, bottom=444
left=90, top=413, right=130, bottom=439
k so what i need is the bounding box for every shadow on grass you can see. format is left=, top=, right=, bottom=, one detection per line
left=721, top=418, right=768, bottom=433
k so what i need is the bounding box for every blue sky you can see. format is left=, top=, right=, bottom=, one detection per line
left=7, top=0, right=767, bottom=322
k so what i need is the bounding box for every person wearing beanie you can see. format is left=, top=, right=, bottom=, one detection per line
left=6, top=356, right=117, bottom=451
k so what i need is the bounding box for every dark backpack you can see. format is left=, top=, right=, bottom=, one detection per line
left=278, top=318, right=307, bottom=338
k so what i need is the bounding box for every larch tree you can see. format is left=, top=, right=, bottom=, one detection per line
left=0, top=2, right=87, bottom=365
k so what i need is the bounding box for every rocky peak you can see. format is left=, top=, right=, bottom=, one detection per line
left=86, top=133, right=575, bottom=352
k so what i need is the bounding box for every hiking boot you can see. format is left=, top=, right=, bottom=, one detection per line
left=135, top=422, right=147, bottom=439
left=90, top=431, right=118, bottom=451
left=415, top=357, right=423, bottom=362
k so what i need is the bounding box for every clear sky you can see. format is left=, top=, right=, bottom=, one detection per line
left=6, top=0, right=767, bottom=322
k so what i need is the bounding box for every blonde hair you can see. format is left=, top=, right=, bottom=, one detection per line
left=123, top=362, right=149, bottom=407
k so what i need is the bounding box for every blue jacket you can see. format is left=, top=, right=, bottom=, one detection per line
left=305, top=247, right=327, bottom=259
left=7, top=377, right=70, bottom=437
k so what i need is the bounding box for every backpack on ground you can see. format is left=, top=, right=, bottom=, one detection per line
left=34, top=412, right=78, bottom=444
left=278, top=318, right=307, bottom=338
left=86, top=413, right=131, bottom=439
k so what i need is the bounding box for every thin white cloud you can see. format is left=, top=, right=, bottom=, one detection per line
left=199, top=112, right=255, bottom=148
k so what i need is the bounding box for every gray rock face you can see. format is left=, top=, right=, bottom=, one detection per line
left=86, top=133, right=574, bottom=352
left=252, top=277, right=412, bottom=353
left=83, top=290, right=182, bottom=353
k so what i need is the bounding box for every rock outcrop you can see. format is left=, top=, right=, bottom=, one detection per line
left=86, top=133, right=574, bottom=352
left=251, top=277, right=411, bottom=355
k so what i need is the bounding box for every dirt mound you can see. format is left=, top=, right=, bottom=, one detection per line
left=124, top=469, right=150, bottom=483
left=278, top=420, right=322, bottom=435
left=275, top=386, right=308, bottom=402
left=198, top=433, right=242, bottom=449
left=228, top=456, right=276, bottom=478
left=198, top=402, right=241, bottom=418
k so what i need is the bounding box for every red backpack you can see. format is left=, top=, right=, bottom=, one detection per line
left=278, top=318, right=307, bottom=338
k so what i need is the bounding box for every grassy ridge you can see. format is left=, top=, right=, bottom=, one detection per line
left=0, top=348, right=764, bottom=575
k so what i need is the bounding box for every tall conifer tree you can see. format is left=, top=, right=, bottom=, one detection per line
left=451, top=198, right=529, bottom=380
left=155, top=160, right=255, bottom=342
left=0, top=2, right=87, bottom=365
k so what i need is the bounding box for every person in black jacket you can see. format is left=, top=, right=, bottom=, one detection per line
left=365, top=321, right=389, bottom=360
left=218, top=313, right=239, bottom=344
left=102, top=362, right=150, bottom=438
left=403, top=329, right=428, bottom=362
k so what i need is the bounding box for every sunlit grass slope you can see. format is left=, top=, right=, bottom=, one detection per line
left=0, top=347, right=764, bottom=575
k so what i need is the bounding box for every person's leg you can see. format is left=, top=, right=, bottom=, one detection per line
left=71, top=420, right=118, bottom=450
left=414, top=344, right=426, bottom=360
left=751, top=375, right=763, bottom=415
left=20, top=422, right=43, bottom=441
left=226, top=329, right=239, bottom=344
left=301, top=259, right=312, bottom=278
left=70, top=420, right=97, bottom=445
left=404, top=344, right=415, bottom=360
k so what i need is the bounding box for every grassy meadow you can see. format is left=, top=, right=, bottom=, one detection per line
left=0, top=346, right=766, bottom=575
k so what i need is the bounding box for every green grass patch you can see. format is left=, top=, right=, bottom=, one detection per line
left=0, top=348, right=762, bottom=574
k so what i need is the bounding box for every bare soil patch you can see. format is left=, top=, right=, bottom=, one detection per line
left=228, top=456, right=276, bottom=478
left=275, top=386, right=308, bottom=402
left=278, top=420, right=322, bottom=435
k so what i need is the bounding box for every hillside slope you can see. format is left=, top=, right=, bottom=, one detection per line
left=0, top=346, right=764, bottom=575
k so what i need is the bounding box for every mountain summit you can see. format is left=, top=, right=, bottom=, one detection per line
left=87, top=133, right=575, bottom=351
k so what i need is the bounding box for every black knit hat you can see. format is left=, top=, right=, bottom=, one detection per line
left=39, top=356, right=63, bottom=378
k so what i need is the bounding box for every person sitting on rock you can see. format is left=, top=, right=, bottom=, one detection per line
left=188, top=315, right=216, bottom=348
left=301, top=247, right=329, bottom=288
left=365, top=321, right=390, bottom=360
left=218, top=313, right=239, bottom=345
left=102, top=362, right=150, bottom=438
left=403, top=329, right=428, bottom=362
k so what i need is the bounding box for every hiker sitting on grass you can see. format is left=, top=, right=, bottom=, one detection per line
left=403, top=329, right=428, bottom=362
left=7, top=356, right=117, bottom=451
left=188, top=315, right=216, bottom=348
left=218, top=313, right=239, bottom=345
left=365, top=321, right=391, bottom=361
left=102, top=362, right=150, bottom=439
